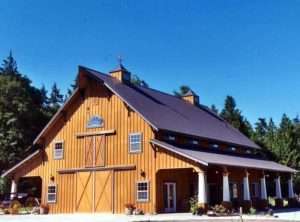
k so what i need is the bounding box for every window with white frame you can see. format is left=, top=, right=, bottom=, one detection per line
left=210, top=143, right=219, bottom=149
left=190, top=139, right=199, bottom=145
left=47, top=184, right=57, bottom=203
left=129, top=133, right=142, bottom=153
left=136, top=181, right=149, bottom=202
left=54, top=141, right=64, bottom=159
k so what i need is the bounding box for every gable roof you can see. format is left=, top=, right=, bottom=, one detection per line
left=82, top=66, right=260, bottom=149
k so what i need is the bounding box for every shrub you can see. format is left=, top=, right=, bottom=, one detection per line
left=249, top=207, right=256, bottom=215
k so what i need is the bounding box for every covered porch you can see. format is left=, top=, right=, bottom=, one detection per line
left=152, top=139, right=297, bottom=213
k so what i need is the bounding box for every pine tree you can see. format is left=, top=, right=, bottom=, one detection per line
left=173, top=85, right=191, bottom=97
left=210, top=104, right=219, bottom=114
left=131, top=74, right=149, bottom=88
left=49, top=83, right=63, bottom=115
left=0, top=52, right=50, bottom=172
left=220, top=96, right=252, bottom=137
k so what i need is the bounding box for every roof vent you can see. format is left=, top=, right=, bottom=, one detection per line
left=109, top=61, right=131, bottom=83
left=181, top=89, right=199, bottom=105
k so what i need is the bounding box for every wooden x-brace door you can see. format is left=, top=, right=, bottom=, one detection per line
left=84, top=135, right=105, bottom=167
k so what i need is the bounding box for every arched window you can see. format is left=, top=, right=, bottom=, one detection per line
left=87, top=116, right=104, bottom=128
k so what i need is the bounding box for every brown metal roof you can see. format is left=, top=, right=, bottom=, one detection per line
left=151, top=139, right=296, bottom=173
left=82, top=66, right=260, bottom=149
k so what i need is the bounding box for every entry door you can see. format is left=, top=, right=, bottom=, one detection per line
left=163, top=182, right=176, bottom=212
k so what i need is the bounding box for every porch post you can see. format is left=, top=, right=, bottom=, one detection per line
left=222, top=172, right=230, bottom=202
left=243, top=171, right=250, bottom=201
left=288, top=175, right=295, bottom=199
left=197, top=171, right=207, bottom=207
left=10, top=179, right=18, bottom=200
left=275, top=175, right=283, bottom=208
left=260, top=175, right=268, bottom=200
left=275, top=176, right=282, bottom=199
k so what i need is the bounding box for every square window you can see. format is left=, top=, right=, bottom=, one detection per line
left=47, top=184, right=57, bottom=203
left=129, top=133, right=142, bottom=153
left=137, top=181, right=149, bottom=202
left=54, top=141, right=64, bottom=160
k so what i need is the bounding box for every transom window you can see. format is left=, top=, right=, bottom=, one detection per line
left=54, top=141, right=64, bottom=160
left=129, top=133, right=142, bottom=153
left=136, top=181, right=149, bottom=202
left=47, top=184, right=57, bottom=203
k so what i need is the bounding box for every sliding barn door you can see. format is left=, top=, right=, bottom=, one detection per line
left=76, top=171, right=113, bottom=213
left=94, top=171, right=112, bottom=212
left=76, top=172, right=93, bottom=212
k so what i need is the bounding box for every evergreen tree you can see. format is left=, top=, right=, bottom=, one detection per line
left=220, top=96, right=252, bottom=137
left=210, top=104, right=219, bottom=114
left=173, top=85, right=191, bottom=97
left=131, top=74, right=149, bottom=88
left=0, top=52, right=50, bottom=172
left=49, top=83, right=63, bottom=115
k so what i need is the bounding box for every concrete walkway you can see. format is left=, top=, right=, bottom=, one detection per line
left=0, top=211, right=299, bottom=222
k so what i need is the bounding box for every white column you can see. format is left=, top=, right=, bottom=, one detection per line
left=288, top=175, right=295, bottom=199
left=260, top=176, right=268, bottom=200
left=223, top=172, right=230, bottom=202
left=10, top=179, right=17, bottom=200
left=243, top=172, right=250, bottom=201
left=275, top=176, right=282, bottom=199
left=198, top=171, right=207, bottom=204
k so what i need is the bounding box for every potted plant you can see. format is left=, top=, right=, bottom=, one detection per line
left=9, top=200, right=21, bottom=215
left=124, top=203, right=135, bottom=215
left=40, top=204, right=49, bottom=214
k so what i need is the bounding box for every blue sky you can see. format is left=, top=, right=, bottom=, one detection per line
left=0, top=0, right=300, bottom=124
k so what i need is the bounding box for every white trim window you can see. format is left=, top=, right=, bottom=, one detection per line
left=136, top=181, right=149, bottom=202
left=129, top=133, right=142, bottom=153
left=53, top=141, right=64, bottom=160
left=47, top=184, right=57, bottom=203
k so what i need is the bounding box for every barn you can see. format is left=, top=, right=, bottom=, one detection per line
left=2, top=63, right=296, bottom=214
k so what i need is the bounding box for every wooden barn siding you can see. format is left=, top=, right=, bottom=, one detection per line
left=16, top=78, right=200, bottom=214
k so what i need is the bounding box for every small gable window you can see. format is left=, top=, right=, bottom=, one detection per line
left=189, top=139, right=199, bottom=145
left=47, top=184, right=57, bottom=203
left=167, top=135, right=176, bottom=141
left=229, top=146, right=237, bottom=152
left=87, top=116, right=104, bottom=129
left=211, top=143, right=219, bottom=149
left=54, top=141, right=64, bottom=160
left=136, top=181, right=149, bottom=202
left=129, top=133, right=142, bottom=153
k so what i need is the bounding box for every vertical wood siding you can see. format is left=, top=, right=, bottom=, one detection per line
left=15, top=77, right=200, bottom=214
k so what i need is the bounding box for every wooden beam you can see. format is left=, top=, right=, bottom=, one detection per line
left=57, top=165, right=136, bottom=174
left=76, top=129, right=116, bottom=138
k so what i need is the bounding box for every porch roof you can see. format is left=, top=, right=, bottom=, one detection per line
left=151, top=139, right=297, bottom=173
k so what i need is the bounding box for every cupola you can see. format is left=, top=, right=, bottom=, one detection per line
left=181, top=90, right=199, bottom=105
left=109, top=61, right=131, bottom=83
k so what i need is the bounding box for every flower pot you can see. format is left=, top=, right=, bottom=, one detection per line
left=125, top=207, right=133, bottom=215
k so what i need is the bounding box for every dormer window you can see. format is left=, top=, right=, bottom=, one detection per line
left=211, top=144, right=219, bottom=149
left=189, top=139, right=199, bottom=145
left=166, top=135, right=176, bottom=141
left=229, top=147, right=237, bottom=152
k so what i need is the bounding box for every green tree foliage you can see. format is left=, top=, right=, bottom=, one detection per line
left=220, top=96, right=253, bottom=137
left=48, top=82, right=64, bottom=115
left=173, top=85, right=191, bottom=97
left=131, top=74, right=149, bottom=88
left=0, top=52, right=51, bottom=173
